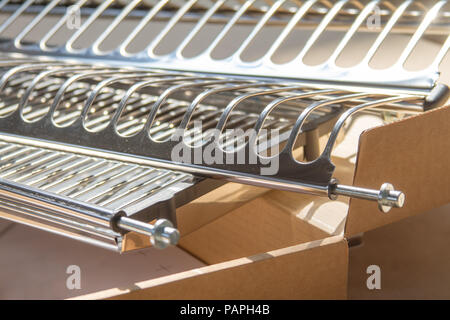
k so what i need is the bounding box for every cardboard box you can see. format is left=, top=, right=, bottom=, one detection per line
left=74, top=105, right=449, bottom=299
left=348, top=203, right=450, bottom=299
left=1, top=105, right=448, bottom=300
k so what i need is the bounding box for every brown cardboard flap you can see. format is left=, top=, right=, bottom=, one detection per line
left=73, top=236, right=348, bottom=300
left=178, top=154, right=354, bottom=265
left=177, top=182, right=269, bottom=236
left=178, top=189, right=337, bottom=264
left=346, top=105, right=450, bottom=237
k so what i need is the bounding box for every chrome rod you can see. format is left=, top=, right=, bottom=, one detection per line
left=331, top=182, right=405, bottom=213
left=117, top=217, right=180, bottom=249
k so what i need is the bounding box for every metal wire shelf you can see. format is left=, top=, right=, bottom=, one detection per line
left=0, top=138, right=197, bottom=250
left=0, top=0, right=448, bottom=249
left=0, top=58, right=350, bottom=250
left=0, top=59, right=425, bottom=212
left=0, top=0, right=447, bottom=90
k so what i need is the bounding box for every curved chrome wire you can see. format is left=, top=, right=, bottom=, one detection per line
left=0, top=0, right=447, bottom=90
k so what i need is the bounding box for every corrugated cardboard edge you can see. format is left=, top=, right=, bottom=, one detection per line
left=345, top=105, right=450, bottom=237
left=178, top=189, right=334, bottom=265
left=72, top=235, right=348, bottom=300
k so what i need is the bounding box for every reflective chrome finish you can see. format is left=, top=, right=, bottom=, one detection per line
left=0, top=139, right=193, bottom=251
left=0, top=60, right=425, bottom=212
left=117, top=217, right=180, bottom=249
left=0, top=0, right=447, bottom=250
left=330, top=182, right=405, bottom=213
left=0, top=0, right=447, bottom=90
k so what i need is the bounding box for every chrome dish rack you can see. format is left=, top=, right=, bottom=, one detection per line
left=0, top=0, right=448, bottom=251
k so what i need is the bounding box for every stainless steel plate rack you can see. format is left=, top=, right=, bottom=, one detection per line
left=0, top=0, right=448, bottom=250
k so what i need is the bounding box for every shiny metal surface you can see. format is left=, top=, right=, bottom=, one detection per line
left=0, top=59, right=420, bottom=210
left=0, top=0, right=447, bottom=250
left=0, top=0, right=447, bottom=90
left=117, top=217, right=180, bottom=249
left=331, top=182, right=405, bottom=213
left=0, top=60, right=347, bottom=250
left=0, top=139, right=192, bottom=251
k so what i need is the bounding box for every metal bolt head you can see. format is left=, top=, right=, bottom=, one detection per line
left=151, top=219, right=180, bottom=249
left=378, top=183, right=405, bottom=213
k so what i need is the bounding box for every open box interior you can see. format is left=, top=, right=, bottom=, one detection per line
left=0, top=1, right=449, bottom=299
left=0, top=103, right=448, bottom=299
